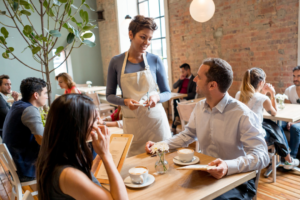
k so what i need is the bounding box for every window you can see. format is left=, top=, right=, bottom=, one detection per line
left=138, top=0, right=169, bottom=78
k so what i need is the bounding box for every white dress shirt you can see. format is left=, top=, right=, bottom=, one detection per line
left=164, top=93, right=269, bottom=175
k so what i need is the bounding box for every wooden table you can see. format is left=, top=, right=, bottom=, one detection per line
left=263, top=103, right=300, bottom=123
left=97, top=151, right=256, bottom=200
left=108, top=127, right=123, bottom=134
left=78, top=86, right=106, bottom=93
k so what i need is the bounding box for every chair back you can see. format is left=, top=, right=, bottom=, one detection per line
left=85, top=93, right=101, bottom=110
left=22, top=191, right=34, bottom=200
left=253, top=169, right=261, bottom=200
left=0, top=143, right=23, bottom=199
left=55, top=94, right=60, bottom=99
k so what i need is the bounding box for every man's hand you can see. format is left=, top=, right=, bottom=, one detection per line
left=207, top=158, right=228, bottom=179
left=287, top=122, right=295, bottom=131
left=11, top=91, right=18, bottom=101
left=145, top=141, right=155, bottom=153
left=180, top=74, right=185, bottom=80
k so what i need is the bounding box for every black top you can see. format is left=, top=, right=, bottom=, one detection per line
left=49, top=165, right=102, bottom=200
left=0, top=94, right=10, bottom=137
left=173, top=74, right=197, bottom=100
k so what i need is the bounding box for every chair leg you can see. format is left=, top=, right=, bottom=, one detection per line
left=272, top=152, right=276, bottom=183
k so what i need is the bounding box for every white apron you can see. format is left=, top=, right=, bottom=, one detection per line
left=120, top=52, right=171, bottom=157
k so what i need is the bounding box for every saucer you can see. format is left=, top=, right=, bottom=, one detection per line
left=173, top=156, right=200, bottom=165
left=124, top=174, right=155, bottom=188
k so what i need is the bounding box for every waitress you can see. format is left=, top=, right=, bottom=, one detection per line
left=106, top=15, right=172, bottom=157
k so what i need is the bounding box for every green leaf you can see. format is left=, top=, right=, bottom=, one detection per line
left=28, top=4, right=34, bottom=12
left=43, top=0, right=48, bottom=8
left=79, top=9, right=84, bottom=20
left=53, top=0, right=62, bottom=6
left=23, top=25, right=33, bottom=36
left=0, top=36, right=6, bottom=45
left=82, top=25, right=96, bottom=31
left=2, top=52, right=9, bottom=59
left=82, top=40, right=95, bottom=47
left=74, top=29, right=80, bottom=40
left=20, top=10, right=31, bottom=16
left=82, top=32, right=93, bottom=38
left=67, top=33, right=75, bottom=44
left=84, top=3, right=95, bottom=11
left=31, top=46, right=41, bottom=54
left=81, top=0, right=86, bottom=4
left=42, top=37, right=47, bottom=42
left=20, top=0, right=29, bottom=6
left=1, top=27, right=9, bottom=38
left=0, top=11, right=7, bottom=15
left=13, top=2, right=19, bottom=11
left=55, top=46, right=64, bottom=55
left=83, top=11, right=88, bottom=23
left=58, top=0, right=68, bottom=3
left=76, top=22, right=82, bottom=27
left=49, top=30, right=61, bottom=37
left=6, top=47, right=14, bottom=53
left=71, top=17, right=77, bottom=23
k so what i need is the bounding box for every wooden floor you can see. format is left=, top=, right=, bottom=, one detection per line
left=0, top=123, right=299, bottom=199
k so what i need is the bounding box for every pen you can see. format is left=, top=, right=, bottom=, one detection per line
left=147, top=92, right=150, bottom=111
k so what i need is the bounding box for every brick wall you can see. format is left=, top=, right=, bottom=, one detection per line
left=96, top=0, right=120, bottom=85
left=168, top=0, right=298, bottom=96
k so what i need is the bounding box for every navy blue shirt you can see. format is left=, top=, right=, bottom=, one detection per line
left=2, top=100, right=43, bottom=178
left=106, top=52, right=171, bottom=105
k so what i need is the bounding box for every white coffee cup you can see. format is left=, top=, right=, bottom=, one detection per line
left=177, top=149, right=194, bottom=162
left=129, top=166, right=148, bottom=184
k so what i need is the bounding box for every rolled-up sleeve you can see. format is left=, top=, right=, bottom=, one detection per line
left=225, top=113, right=269, bottom=175
left=21, top=106, right=44, bottom=136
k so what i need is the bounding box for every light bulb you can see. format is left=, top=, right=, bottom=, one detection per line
left=189, top=0, right=215, bottom=23
left=121, top=15, right=132, bottom=36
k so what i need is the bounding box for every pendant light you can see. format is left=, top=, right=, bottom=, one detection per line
left=121, top=0, right=132, bottom=36
left=189, top=0, right=215, bottom=23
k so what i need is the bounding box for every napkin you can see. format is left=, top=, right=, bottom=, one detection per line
left=177, top=165, right=217, bottom=171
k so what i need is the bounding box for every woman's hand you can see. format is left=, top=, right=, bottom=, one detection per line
left=263, top=83, right=275, bottom=96
left=91, top=125, right=111, bottom=157
left=144, top=94, right=160, bottom=108
left=124, top=99, right=139, bottom=110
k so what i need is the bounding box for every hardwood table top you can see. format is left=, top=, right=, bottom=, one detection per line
left=108, top=127, right=123, bottom=134
left=77, top=86, right=106, bottom=93
left=96, top=89, right=122, bottom=96
left=97, top=151, right=256, bottom=200
left=263, top=103, right=300, bottom=122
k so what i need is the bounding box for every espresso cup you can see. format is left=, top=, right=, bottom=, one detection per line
left=177, top=149, right=194, bottom=162
left=129, top=166, right=148, bottom=184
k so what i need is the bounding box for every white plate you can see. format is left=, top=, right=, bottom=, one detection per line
left=124, top=174, right=155, bottom=188
left=173, top=156, right=200, bottom=166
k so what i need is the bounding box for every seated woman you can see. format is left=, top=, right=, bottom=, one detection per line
left=236, top=68, right=299, bottom=169
left=55, top=72, right=81, bottom=94
left=99, top=106, right=123, bottom=128
left=36, top=94, right=128, bottom=200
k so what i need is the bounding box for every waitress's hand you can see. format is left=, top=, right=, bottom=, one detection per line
left=144, top=94, right=160, bottom=108
left=124, top=99, right=139, bottom=110
left=91, top=125, right=111, bottom=157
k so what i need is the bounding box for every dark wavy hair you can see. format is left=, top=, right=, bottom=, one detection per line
left=36, top=94, right=97, bottom=200
left=0, top=74, right=9, bottom=86
left=20, top=77, right=47, bottom=101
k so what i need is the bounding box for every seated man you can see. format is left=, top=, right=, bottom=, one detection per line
left=2, top=77, right=47, bottom=182
left=283, top=66, right=300, bottom=159
left=172, top=63, right=196, bottom=134
left=0, top=75, right=18, bottom=137
left=146, top=58, right=269, bottom=200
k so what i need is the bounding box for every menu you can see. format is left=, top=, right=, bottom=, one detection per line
left=96, top=137, right=129, bottom=179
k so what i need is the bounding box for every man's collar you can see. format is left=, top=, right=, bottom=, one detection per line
left=0, top=92, right=8, bottom=101
left=187, top=74, right=192, bottom=79
left=202, top=93, right=229, bottom=113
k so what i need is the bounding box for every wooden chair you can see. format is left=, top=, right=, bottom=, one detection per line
left=85, top=93, right=115, bottom=117
left=253, top=169, right=261, bottom=200
left=0, top=144, right=37, bottom=200
left=177, top=99, right=205, bottom=152
left=22, top=190, right=34, bottom=200
left=263, top=145, right=277, bottom=182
